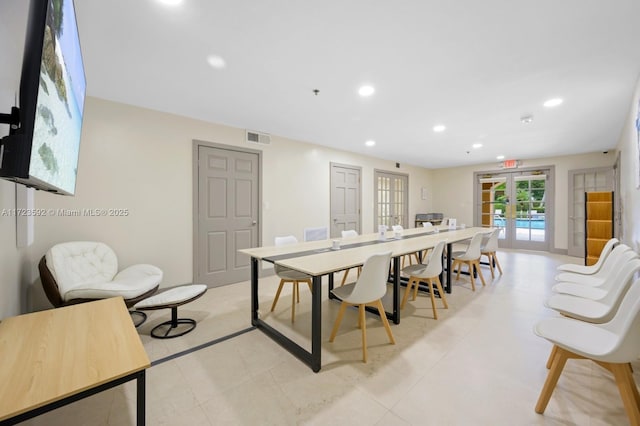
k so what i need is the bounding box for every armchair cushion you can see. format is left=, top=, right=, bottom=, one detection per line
left=65, top=264, right=163, bottom=301
left=44, top=241, right=162, bottom=303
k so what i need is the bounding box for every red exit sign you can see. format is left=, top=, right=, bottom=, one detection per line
left=502, top=159, right=520, bottom=169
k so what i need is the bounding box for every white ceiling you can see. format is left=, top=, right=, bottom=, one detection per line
left=2, top=0, right=640, bottom=169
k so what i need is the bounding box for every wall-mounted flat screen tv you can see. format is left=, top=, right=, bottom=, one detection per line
left=0, top=0, right=86, bottom=196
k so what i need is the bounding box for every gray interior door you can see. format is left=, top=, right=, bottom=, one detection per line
left=567, top=167, right=613, bottom=257
left=196, top=144, right=259, bottom=287
left=330, top=163, right=361, bottom=238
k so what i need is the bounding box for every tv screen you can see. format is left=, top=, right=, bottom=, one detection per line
left=0, top=0, right=85, bottom=196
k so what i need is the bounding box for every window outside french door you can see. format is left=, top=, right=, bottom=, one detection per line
left=374, top=170, right=409, bottom=231
left=476, top=168, right=552, bottom=251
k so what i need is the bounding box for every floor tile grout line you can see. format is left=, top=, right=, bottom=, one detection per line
left=150, top=326, right=257, bottom=367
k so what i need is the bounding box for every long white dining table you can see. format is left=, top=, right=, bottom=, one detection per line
left=239, top=226, right=491, bottom=372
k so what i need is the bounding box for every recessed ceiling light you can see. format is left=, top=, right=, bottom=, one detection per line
left=497, top=155, right=505, bottom=160
left=358, top=85, right=375, bottom=97
left=433, top=124, right=446, bottom=133
left=157, top=0, right=183, bottom=5
left=206, top=55, right=226, bottom=69
left=543, top=98, right=563, bottom=108
left=472, top=143, right=483, bottom=149
left=365, top=140, right=376, bottom=147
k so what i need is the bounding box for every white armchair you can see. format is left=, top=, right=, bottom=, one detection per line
left=39, top=241, right=162, bottom=324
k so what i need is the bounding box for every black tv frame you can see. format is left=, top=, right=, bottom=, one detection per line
left=0, top=0, right=85, bottom=195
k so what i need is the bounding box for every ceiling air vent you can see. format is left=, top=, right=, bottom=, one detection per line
left=246, top=130, right=271, bottom=145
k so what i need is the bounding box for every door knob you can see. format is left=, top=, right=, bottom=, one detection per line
left=251, top=221, right=257, bottom=226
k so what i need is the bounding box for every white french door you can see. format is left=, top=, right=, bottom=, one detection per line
left=476, top=168, right=552, bottom=251
left=374, top=170, right=409, bottom=230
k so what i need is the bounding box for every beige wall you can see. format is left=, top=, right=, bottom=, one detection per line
left=3, top=79, right=640, bottom=317
left=0, top=180, right=29, bottom=317
left=18, top=97, right=432, bottom=313
left=615, top=75, right=640, bottom=252
left=430, top=151, right=616, bottom=251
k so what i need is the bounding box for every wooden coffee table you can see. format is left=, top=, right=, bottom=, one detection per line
left=0, top=297, right=150, bottom=425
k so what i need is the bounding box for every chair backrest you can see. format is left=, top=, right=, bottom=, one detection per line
left=422, top=222, right=434, bottom=229
left=597, top=258, right=640, bottom=322
left=275, top=235, right=298, bottom=246
left=391, top=225, right=404, bottom=232
left=303, top=226, right=329, bottom=242
left=344, top=252, right=392, bottom=304
left=341, top=229, right=358, bottom=238
left=45, top=241, right=118, bottom=297
left=600, top=277, right=640, bottom=363
left=440, top=218, right=449, bottom=226
left=593, top=250, right=639, bottom=291
left=589, top=237, right=620, bottom=272
left=594, top=244, right=635, bottom=278
left=417, top=240, right=446, bottom=278
left=482, top=228, right=501, bottom=253
left=457, top=232, right=484, bottom=260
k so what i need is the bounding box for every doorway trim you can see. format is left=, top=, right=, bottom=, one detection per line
left=192, top=140, right=263, bottom=285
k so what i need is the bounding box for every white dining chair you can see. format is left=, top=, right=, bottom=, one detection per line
left=545, top=258, right=640, bottom=324
left=554, top=244, right=635, bottom=286
left=552, top=250, right=639, bottom=298
left=534, top=277, right=640, bottom=424
left=271, top=235, right=312, bottom=322
left=400, top=240, right=448, bottom=318
left=392, top=225, right=419, bottom=267
left=556, top=237, right=618, bottom=274
left=329, top=252, right=395, bottom=363
left=451, top=232, right=486, bottom=291
left=420, top=222, right=436, bottom=258
left=480, top=228, right=503, bottom=278
left=339, top=229, right=361, bottom=286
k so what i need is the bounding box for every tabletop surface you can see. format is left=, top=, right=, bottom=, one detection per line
left=0, top=297, right=150, bottom=421
left=240, top=226, right=491, bottom=276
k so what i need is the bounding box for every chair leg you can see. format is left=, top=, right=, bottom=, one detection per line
left=401, top=278, right=414, bottom=309
left=340, top=269, right=350, bottom=286
left=455, top=260, right=461, bottom=280
left=493, top=253, right=503, bottom=275
left=359, top=304, right=368, bottom=363
left=485, top=253, right=495, bottom=278
left=376, top=299, right=395, bottom=345
left=412, top=277, right=421, bottom=301
left=467, top=262, right=476, bottom=291
left=329, top=302, right=348, bottom=342
left=475, top=261, right=486, bottom=286
left=628, top=363, right=640, bottom=406
left=291, top=282, right=297, bottom=322
left=435, top=276, right=448, bottom=309
left=610, top=362, right=640, bottom=425
left=271, top=279, right=286, bottom=311
left=427, top=278, right=438, bottom=319
left=535, top=346, right=570, bottom=414
left=546, top=345, right=558, bottom=369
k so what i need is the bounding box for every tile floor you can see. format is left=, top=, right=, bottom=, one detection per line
left=19, top=248, right=637, bottom=425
